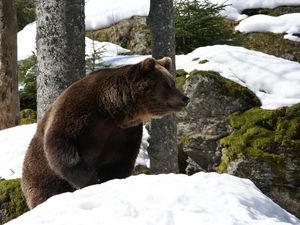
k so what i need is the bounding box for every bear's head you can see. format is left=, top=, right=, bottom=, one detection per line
left=124, top=57, right=189, bottom=127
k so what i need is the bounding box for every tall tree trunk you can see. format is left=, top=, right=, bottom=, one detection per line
left=36, top=0, right=85, bottom=120
left=147, top=0, right=179, bottom=173
left=0, top=0, right=18, bottom=130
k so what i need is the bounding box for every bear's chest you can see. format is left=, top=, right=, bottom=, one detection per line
left=78, top=117, right=143, bottom=167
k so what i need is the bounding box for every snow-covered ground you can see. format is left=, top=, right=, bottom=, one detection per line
left=236, top=13, right=300, bottom=42
left=5, top=173, right=300, bottom=225
left=0, top=124, right=149, bottom=180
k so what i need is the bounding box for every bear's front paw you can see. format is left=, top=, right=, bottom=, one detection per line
left=63, top=164, right=99, bottom=189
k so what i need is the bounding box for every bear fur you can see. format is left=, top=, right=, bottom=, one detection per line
left=21, top=57, right=189, bottom=209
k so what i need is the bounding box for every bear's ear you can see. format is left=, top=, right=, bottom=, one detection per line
left=157, top=57, right=172, bottom=71
left=140, top=57, right=156, bottom=73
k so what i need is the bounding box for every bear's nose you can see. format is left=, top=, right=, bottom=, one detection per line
left=182, top=96, right=190, bottom=106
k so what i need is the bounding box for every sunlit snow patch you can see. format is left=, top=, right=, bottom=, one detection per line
left=5, top=173, right=300, bottom=225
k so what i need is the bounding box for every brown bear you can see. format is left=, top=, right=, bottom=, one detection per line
left=21, top=57, right=189, bottom=209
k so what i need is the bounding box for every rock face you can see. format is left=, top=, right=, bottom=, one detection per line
left=176, top=70, right=300, bottom=218
left=242, top=33, right=300, bottom=63
left=89, top=17, right=151, bottom=55
left=177, top=70, right=261, bottom=174
left=219, top=105, right=300, bottom=218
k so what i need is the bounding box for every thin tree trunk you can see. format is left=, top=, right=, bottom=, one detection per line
left=147, top=0, right=179, bottom=173
left=0, top=0, right=18, bottom=130
left=36, top=0, right=85, bottom=120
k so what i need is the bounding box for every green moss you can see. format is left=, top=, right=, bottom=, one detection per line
left=189, top=70, right=261, bottom=106
left=218, top=104, right=300, bottom=174
left=176, top=69, right=188, bottom=92
left=20, top=109, right=36, bottom=125
left=176, top=69, right=188, bottom=77
left=0, top=179, right=29, bottom=224
left=198, top=59, right=209, bottom=64
left=179, top=135, right=192, bottom=146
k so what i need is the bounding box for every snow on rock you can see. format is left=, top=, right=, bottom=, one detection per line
left=85, top=37, right=130, bottom=57
left=0, top=124, right=150, bottom=180
left=5, top=173, right=300, bottom=225
left=207, top=0, right=300, bottom=21
left=0, top=124, right=36, bottom=179
left=236, top=13, right=300, bottom=42
left=17, top=22, right=130, bottom=61
left=176, top=45, right=300, bottom=109
left=85, top=0, right=150, bottom=30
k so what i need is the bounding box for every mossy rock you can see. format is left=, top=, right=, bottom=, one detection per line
left=242, top=32, right=300, bottom=63
left=175, top=69, right=188, bottom=93
left=132, top=165, right=150, bottom=175
left=218, top=104, right=300, bottom=218
left=0, top=179, right=29, bottom=224
left=20, top=109, right=36, bottom=125
left=188, top=70, right=261, bottom=106
left=177, top=70, right=261, bottom=173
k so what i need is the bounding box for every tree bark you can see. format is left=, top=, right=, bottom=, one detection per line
left=36, top=0, right=85, bottom=120
left=147, top=0, right=179, bottom=173
left=0, top=0, right=18, bottom=130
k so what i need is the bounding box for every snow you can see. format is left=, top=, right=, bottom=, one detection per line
left=176, top=45, right=300, bottom=109
left=85, top=37, right=130, bottom=57
left=0, top=124, right=150, bottom=180
left=236, top=13, right=300, bottom=42
left=0, top=124, right=36, bottom=179
left=17, top=22, right=130, bottom=61
left=85, top=0, right=150, bottom=30
left=207, top=0, right=300, bottom=21
left=5, top=172, right=300, bottom=225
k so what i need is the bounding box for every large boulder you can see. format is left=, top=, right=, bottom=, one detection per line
left=177, top=70, right=261, bottom=174
left=88, top=16, right=151, bottom=55
left=176, top=70, right=300, bottom=218
left=219, top=105, right=300, bottom=218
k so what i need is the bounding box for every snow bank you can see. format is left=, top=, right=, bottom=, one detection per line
left=0, top=124, right=36, bottom=179
left=236, top=13, right=300, bottom=42
left=207, top=0, right=300, bottom=21
left=85, top=37, right=130, bottom=57
left=0, top=124, right=150, bottom=179
left=5, top=173, right=299, bottom=225
left=85, top=0, right=150, bottom=30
